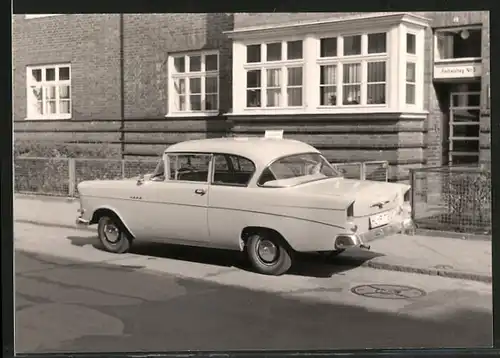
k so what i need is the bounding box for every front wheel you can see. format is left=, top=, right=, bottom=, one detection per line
left=97, top=215, right=131, bottom=254
left=246, top=233, right=293, bottom=276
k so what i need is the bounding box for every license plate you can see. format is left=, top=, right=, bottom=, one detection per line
left=369, top=211, right=392, bottom=229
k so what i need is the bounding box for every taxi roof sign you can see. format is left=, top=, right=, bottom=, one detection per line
left=264, top=130, right=284, bottom=139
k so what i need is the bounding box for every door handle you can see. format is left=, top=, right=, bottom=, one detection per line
left=194, top=189, right=206, bottom=196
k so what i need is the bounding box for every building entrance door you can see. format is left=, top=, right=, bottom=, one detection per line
left=449, top=90, right=480, bottom=165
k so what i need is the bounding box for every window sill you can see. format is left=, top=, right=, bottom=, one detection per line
left=317, top=104, right=387, bottom=110
left=244, top=106, right=306, bottom=111
left=434, top=57, right=482, bottom=64
left=229, top=108, right=429, bottom=118
left=165, top=111, right=220, bottom=118
left=24, top=115, right=71, bottom=121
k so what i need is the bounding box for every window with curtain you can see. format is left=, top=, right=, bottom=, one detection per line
left=320, top=65, right=337, bottom=106
left=367, top=61, right=386, bottom=104
left=287, top=67, right=303, bottom=106
left=247, top=70, right=262, bottom=107
left=26, top=64, right=71, bottom=119
left=342, top=63, right=361, bottom=105
left=170, top=52, right=219, bottom=113
left=318, top=32, right=388, bottom=107
left=244, top=40, right=304, bottom=109
left=266, top=69, right=281, bottom=107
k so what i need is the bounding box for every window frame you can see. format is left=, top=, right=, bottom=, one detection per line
left=405, top=62, right=417, bottom=105
left=243, top=39, right=305, bottom=110
left=210, top=153, right=257, bottom=187
left=317, top=31, right=388, bottom=108
left=167, top=51, right=220, bottom=117
left=25, top=63, right=72, bottom=120
left=405, top=29, right=419, bottom=107
left=433, top=26, right=483, bottom=63
left=165, top=152, right=213, bottom=184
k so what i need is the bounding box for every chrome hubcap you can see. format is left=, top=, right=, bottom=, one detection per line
left=103, top=221, right=120, bottom=244
left=257, top=239, right=278, bottom=264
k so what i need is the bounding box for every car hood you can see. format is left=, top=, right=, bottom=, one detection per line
left=77, top=178, right=139, bottom=197
left=293, top=178, right=410, bottom=216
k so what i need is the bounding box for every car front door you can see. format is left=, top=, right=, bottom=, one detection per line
left=133, top=153, right=212, bottom=245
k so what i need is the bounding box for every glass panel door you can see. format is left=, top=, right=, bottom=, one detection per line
left=449, top=90, right=480, bottom=165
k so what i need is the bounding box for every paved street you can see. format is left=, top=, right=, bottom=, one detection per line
left=15, top=222, right=492, bottom=353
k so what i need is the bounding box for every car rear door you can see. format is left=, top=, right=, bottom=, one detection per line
left=207, top=154, right=257, bottom=250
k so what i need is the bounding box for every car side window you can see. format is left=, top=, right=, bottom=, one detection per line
left=168, top=154, right=211, bottom=182
left=212, top=154, right=256, bottom=187
left=257, top=167, right=277, bottom=186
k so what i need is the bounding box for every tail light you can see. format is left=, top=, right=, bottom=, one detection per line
left=346, top=203, right=357, bottom=232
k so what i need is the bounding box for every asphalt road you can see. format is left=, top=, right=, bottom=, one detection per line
left=15, top=246, right=492, bottom=353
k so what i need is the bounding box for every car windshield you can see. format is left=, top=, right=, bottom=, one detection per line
left=259, top=153, right=342, bottom=187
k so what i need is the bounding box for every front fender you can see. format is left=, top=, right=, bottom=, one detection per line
left=89, top=204, right=137, bottom=239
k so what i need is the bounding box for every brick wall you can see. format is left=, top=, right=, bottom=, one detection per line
left=12, top=14, right=121, bottom=121
left=122, top=13, right=234, bottom=119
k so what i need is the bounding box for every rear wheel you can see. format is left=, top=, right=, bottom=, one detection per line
left=97, top=215, right=131, bottom=254
left=246, top=232, right=292, bottom=276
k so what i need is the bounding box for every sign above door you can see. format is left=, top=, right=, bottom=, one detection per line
left=434, top=61, right=482, bottom=80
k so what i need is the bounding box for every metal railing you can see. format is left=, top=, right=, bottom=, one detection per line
left=409, top=166, right=491, bottom=235
left=331, top=161, right=389, bottom=182
left=14, top=157, right=389, bottom=198
left=14, top=157, right=159, bottom=197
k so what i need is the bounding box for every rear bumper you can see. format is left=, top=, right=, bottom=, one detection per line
left=334, top=218, right=413, bottom=250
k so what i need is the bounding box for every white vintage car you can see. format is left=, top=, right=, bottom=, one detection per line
left=76, top=137, right=413, bottom=276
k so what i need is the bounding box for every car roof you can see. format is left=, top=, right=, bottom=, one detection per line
left=164, top=137, right=320, bottom=166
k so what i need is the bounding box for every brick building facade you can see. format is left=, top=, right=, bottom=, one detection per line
left=12, top=12, right=490, bottom=180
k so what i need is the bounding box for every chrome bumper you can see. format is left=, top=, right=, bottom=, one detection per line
left=334, top=218, right=414, bottom=250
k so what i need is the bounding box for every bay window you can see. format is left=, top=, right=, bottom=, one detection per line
left=244, top=40, right=304, bottom=109
left=26, top=64, right=71, bottom=120
left=168, top=51, right=219, bottom=115
left=228, top=12, right=428, bottom=115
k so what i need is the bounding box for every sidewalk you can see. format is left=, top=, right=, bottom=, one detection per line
left=13, top=194, right=492, bottom=283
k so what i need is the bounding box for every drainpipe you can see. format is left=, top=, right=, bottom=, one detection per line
left=119, top=13, right=125, bottom=159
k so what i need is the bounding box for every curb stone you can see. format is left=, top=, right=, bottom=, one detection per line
left=337, top=257, right=492, bottom=284
left=14, top=219, right=492, bottom=284
left=414, top=228, right=491, bottom=242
